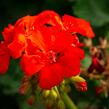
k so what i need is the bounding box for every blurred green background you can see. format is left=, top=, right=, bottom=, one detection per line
left=0, top=0, right=109, bottom=109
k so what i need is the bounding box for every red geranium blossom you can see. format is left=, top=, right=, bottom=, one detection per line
left=0, top=24, right=14, bottom=74
left=20, top=30, right=84, bottom=89
left=2, top=24, right=14, bottom=44
left=1, top=10, right=94, bottom=89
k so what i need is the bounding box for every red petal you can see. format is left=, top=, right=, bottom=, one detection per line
left=20, top=54, right=44, bottom=76
left=39, top=63, right=64, bottom=89
left=0, top=42, right=10, bottom=74
left=25, top=39, right=40, bottom=55
left=37, top=30, right=74, bottom=52
left=35, top=10, right=63, bottom=29
left=8, top=40, right=25, bottom=59
left=2, top=24, right=14, bottom=44
left=53, top=31, right=74, bottom=52
left=59, top=46, right=84, bottom=77
left=72, top=34, right=84, bottom=47
left=60, top=56, right=80, bottom=77
left=29, top=30, right=46, bottom=52
left=14, top=15, right=36, bottom=33
left=62, top=15, right=95, bottom=38
left=33, top=26, right=60, bottom=51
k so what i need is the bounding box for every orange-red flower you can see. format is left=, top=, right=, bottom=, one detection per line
left=1, top=10, right=94, bottom=89
left=2, top=24, right=14, bottom=44
left=0, top=24, right=14, bottom=74
left=20, top=28, right=84, bottom=89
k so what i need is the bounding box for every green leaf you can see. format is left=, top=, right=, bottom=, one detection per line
left=0, top=59, right=23, bottom=94
left=81, top=54, right=91, bottom=68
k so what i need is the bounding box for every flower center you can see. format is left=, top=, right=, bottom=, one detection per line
left=47, top=50, right=60, bottom=64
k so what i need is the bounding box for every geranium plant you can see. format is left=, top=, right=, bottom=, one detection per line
left=0, top=10, right=94, bottom=109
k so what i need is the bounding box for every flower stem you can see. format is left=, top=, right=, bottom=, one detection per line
left=60, top=91, right=78, bottom=109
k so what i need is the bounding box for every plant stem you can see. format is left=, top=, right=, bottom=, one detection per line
left=60, top=91, right=78, bottom=109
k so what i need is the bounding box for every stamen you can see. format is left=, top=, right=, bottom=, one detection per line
left=47, top=50, right=56, bottom=63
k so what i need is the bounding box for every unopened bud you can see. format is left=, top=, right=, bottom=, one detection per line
left=71, top=75, right=85, bottom=83
left=50, top=89, right=58, bottom=100
left=75, top=81, right=87, bottom=92
left=42, top=90, right=50, bottom=98
left=27, top=96, right=35, bottom=106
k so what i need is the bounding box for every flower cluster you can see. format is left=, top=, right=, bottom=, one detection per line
left=0, top=10, right=94, bottom=89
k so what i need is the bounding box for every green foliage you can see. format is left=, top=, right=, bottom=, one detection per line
left=74, top=0, right=109, bottom=27
left=0, top=59, right=22, bottom=94
left=81, top=54, right=91, bottom=68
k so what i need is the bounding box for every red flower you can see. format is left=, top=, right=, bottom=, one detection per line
left=1, top=10, right=94, bottom=89
left=20, top=28, right=84, bottom=89
left=2, top=24, right=14, bottom=44
left=0, top=41, right=10, bottom=74
left=0, top=24, right=15, bottom=74
left=7, top=15, right=37, bottom=59
left=3, top=10, right=94, bottom=59
left=6, top=12, right=62, bottom=59
left=62, top=15, right=95, bottom=38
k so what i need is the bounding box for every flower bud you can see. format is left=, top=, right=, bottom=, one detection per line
left=27, top=96, right=35, bottom=106
left=71, top=75, right=87, bottom=91
left=50, top=89, right=58, bottom=100
left=74, top=81, right=87, bottom=92
left=71, top=75, right=86, bottom=83
left=42, top=90, right=50, bottom=98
